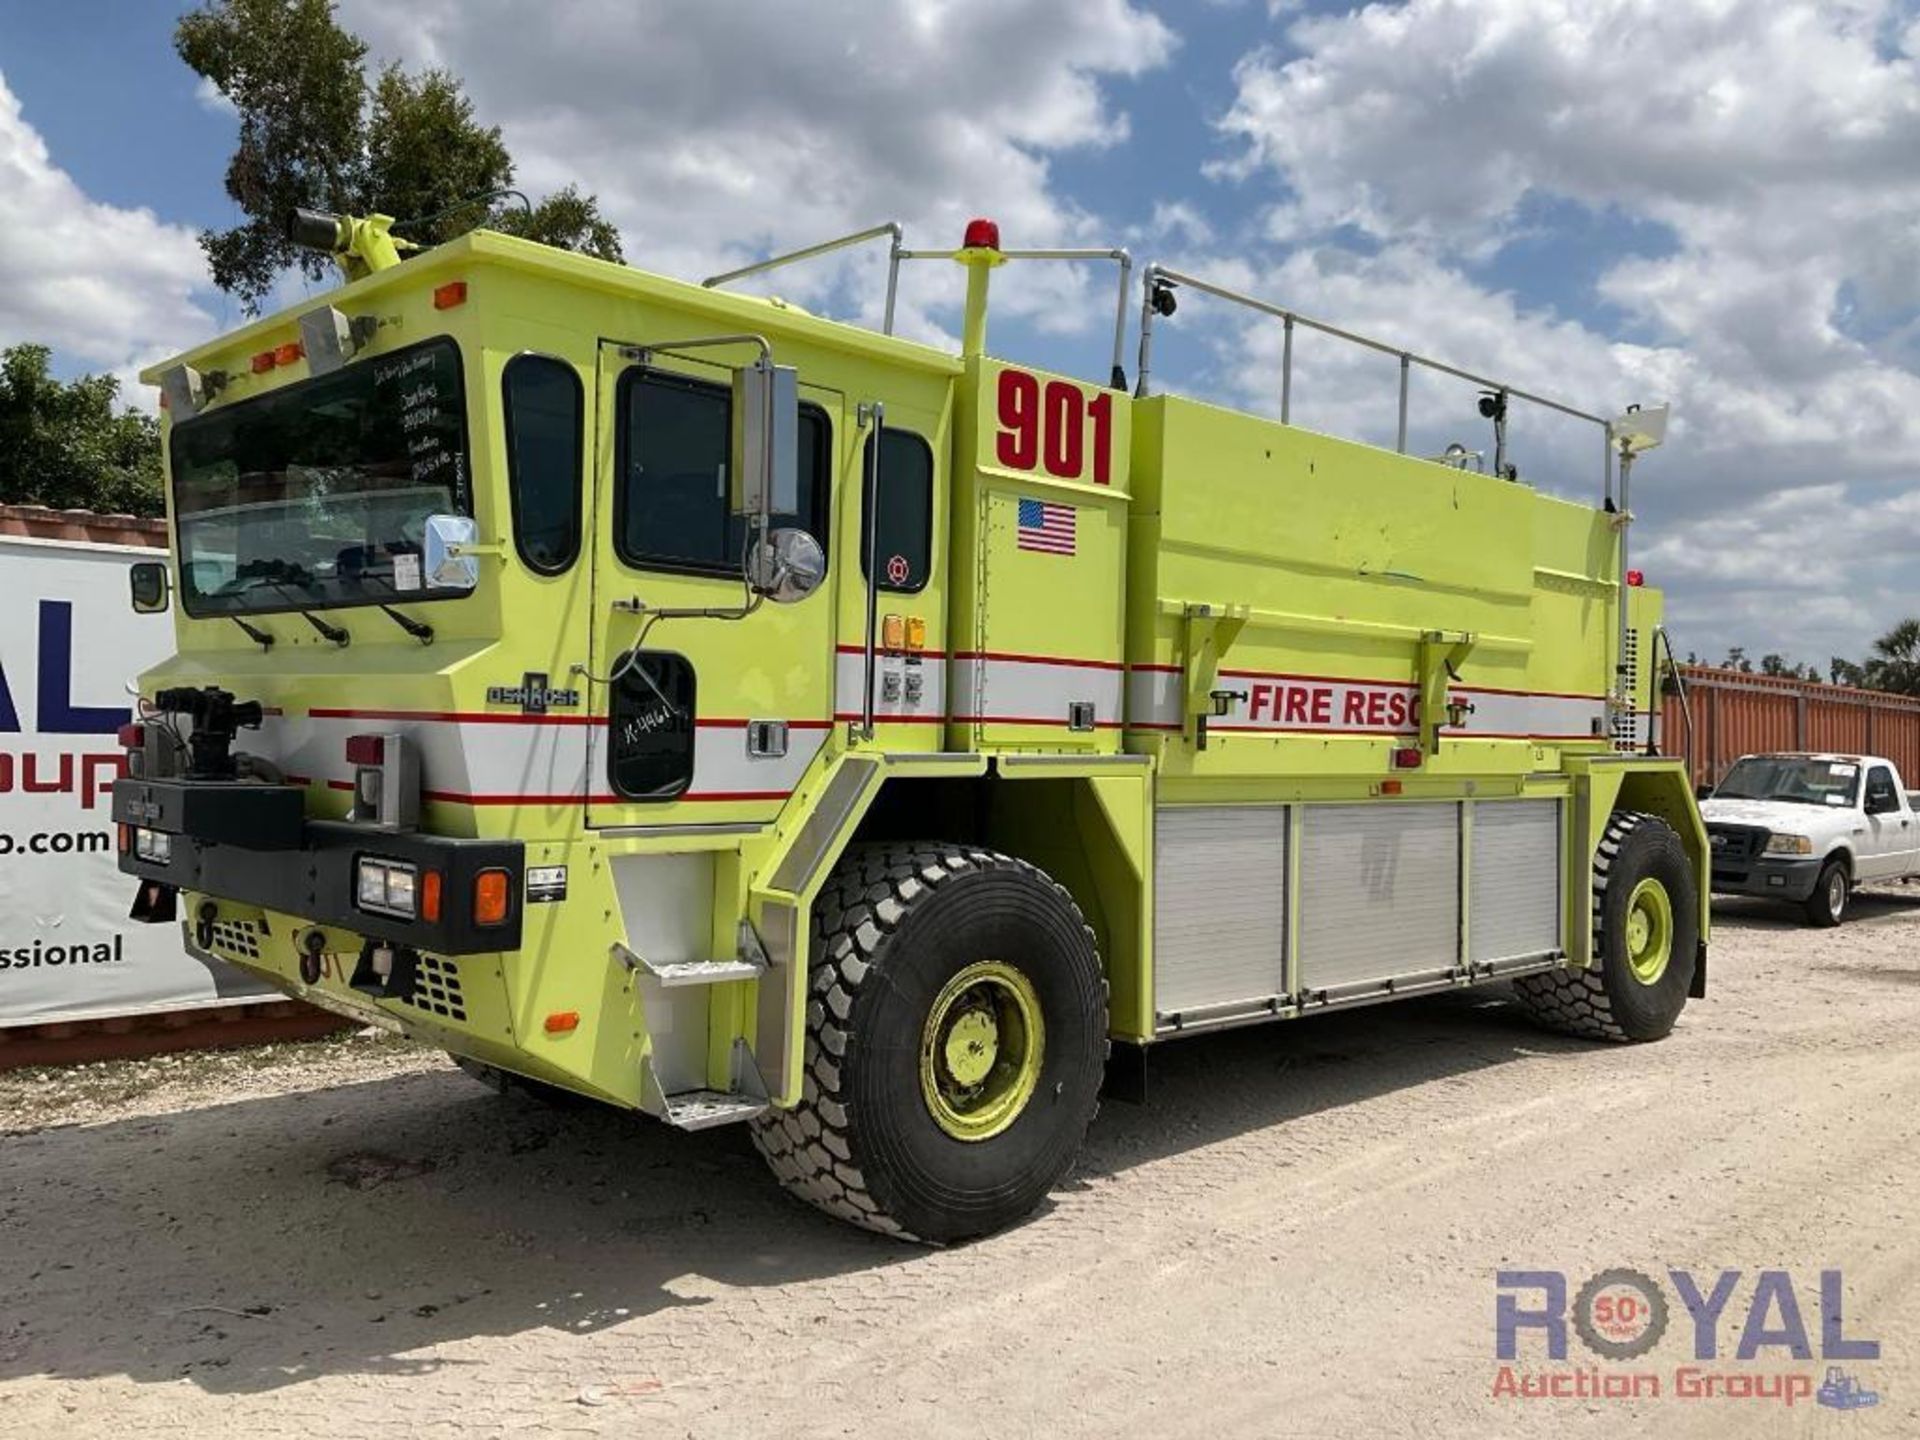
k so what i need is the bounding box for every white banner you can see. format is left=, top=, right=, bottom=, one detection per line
left=0, top=535, right=275, bottom=1026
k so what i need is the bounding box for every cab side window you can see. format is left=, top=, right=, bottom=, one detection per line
left=502, top=355, right=583, bottom=574
left=1866, top=766, right=1899, bottom=812
left=615, top=369, right=829, bottom=576
left=861, top=428, right=934, bottom=593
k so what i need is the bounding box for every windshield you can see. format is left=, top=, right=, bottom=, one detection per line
left=170, top=337, right=470, bottom=616
left=1715, top=756, right=1860, bottom=808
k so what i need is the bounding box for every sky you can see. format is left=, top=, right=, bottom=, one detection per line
left=1, top=0, right=1917, bottom=669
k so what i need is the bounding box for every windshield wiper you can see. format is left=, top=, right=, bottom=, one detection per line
left=229, top=615, right=275, bottom=650
left=220, top=575, right=351, bottom=646
left=343, top=569, right=435, bottom=644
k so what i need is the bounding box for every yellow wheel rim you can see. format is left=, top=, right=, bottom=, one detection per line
left=919, top=960, right=1044, bottom=1142
left=1623, top=877, right=1673, bottom=985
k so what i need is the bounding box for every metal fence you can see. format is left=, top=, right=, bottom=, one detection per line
left=1665, top=666, right=1920, bottom=787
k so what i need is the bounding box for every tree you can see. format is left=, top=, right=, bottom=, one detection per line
left=178, top=0, right=621, bottom=314
left=0, top=346, right=163, bottom=517
left=175, top=0, right=369, bottom=309
left=1863, top=620, right=1920, bottom=697
left=1831, top=656, right=1869, bottom=688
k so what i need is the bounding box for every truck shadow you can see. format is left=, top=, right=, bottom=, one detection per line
left=0, top=989, right=1594, bottom=1397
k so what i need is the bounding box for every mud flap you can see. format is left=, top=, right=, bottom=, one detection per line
left=1689, top=940, right=1707, bottom=999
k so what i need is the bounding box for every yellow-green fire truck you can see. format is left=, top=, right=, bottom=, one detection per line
left=114, top=209, right=1706, bottom=1242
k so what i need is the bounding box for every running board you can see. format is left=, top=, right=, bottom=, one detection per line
left=658, top=1089, right=769, bottom=1130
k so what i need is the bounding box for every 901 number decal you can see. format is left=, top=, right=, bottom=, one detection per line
left=995, top=369, right=1112, bottom=485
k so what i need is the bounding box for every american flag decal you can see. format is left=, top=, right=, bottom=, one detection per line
left=1016, top=497, right=1076, bottom=556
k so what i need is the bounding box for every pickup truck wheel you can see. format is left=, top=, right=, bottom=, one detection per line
left=1803, top=861, right=1847, bottom=927
left=748, top=842, right=1108, bottom=1244
left=1513, top=811, right=1699, bottom=1043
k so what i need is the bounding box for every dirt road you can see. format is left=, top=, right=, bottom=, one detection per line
left=3, top=892, right=1917, bottom=1439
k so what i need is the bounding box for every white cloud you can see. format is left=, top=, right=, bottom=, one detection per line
left=337, top=0, right=1176, bottom=342
left=0, top=71, right=213, bottom=408
left=1204, top=0, right=1920, bottom=662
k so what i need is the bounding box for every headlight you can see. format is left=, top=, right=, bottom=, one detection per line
left=1764, top=834, right=1813, bottom=855
left=134, top=828, right=172, bottom=863
left=355, top=856, right=419, bottom=917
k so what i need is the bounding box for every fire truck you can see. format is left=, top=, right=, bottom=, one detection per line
left=114, top=209, right=1706, bottom=1242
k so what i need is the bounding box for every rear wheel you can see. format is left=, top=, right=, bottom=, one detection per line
left=749, top=842, right=1108, bottom=1243
left=1514, top=811, right=1699, bottom=1042
left=1803, top=860, right=1847, bottom=927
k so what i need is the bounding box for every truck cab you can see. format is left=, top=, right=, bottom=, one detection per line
left=1701, top=752, right=1918, bottom=925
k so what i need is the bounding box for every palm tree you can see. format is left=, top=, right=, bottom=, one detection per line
left=1864, top=619, right=1920, bottom=696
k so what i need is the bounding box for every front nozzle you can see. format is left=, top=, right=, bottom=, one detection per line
left=286, top=207, right=350, bottom=253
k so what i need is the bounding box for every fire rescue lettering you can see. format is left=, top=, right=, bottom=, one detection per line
left=1242, top=681, right=1421, bottom=732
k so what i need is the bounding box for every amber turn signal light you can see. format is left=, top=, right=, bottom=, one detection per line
left=473, top=868, right=511, bottom=926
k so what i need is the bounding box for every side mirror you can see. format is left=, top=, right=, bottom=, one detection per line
left=129, top=560, right=171, bottom=615
left=421, top=514, right=481, bottom=590
left=1695, top=783, right=1713, bottom=801
left=747, top=528, right=826, bottom=604
left=731, top=361, right=799, bottom=518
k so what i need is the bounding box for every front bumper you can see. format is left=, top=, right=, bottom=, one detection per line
left=113, top=778, right=523, bottom=954
left=1710, top=853, right=1822, bottom=903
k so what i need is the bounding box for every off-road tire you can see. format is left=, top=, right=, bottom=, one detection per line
left=749, top=842, right=1108, bottom=1243
left=1513, top=810, right=1699, bottom=1042
left=1803, top=860, right=1848, bottom=928
left=451, top=1056, right=590, bottom=1108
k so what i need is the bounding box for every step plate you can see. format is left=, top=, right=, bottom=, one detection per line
left=641, top=958, right=763, bottom=987
left=662, top=1089, right=768, bottom=1131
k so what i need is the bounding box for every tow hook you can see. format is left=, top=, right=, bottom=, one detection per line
left=348, top=940, right=419, bottom=1002
left=299, top=929, right=328, bottom=986
left=194, top=899, right=218, bottom=950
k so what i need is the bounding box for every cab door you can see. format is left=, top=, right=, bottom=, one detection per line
left=583, top=340, right=840, bottom=828
left=1861, top=764, right=1913, bottom=878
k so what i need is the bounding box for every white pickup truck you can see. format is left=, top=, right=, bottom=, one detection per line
left=1699, top=752, right=1920, bottom=925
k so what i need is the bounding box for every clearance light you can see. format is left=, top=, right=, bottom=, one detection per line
left=1391, top=747, right=1423, bottom=769
left=962, top=217, right=1001, bottom=250
left=882, top=613, right=906, bottom=652
left=1626, top=569, right=1645, bottom=587
left=473, top=869, right=511, bottom=926
left=544, top=1011, right=580, bottom=1035
left=117, top=823, right=131, bottom=854
left=251, top=350, right=277, bottom=374
left=906, top=616, right=927, bottom=651
left=433, top=281, right=468, bottom=310
left=420, top=869, right=443, bottom=924
left=273, top=341, right=304, bottom=367
left=356, top=856, right=419, bottom=918
left=117, top=722, right=145, bottom=750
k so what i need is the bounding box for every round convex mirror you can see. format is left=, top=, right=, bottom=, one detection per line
left=748, top=528, right=826, bottom=604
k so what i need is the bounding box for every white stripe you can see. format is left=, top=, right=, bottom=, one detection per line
left=951, top=656, right=1123, bottom=727
left=1124, top=669, right=1609, bottom=740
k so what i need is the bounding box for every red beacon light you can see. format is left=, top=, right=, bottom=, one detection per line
left=1625, top=569, right=1645, bottom=587
left=961, top=217, right=1001, bottom=251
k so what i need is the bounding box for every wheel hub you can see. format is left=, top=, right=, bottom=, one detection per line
left=919, top=961, right=1045, bottom=1143
left=1624, top=877, right=1673, bottom=985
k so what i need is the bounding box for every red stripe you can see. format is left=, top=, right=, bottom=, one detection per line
left=951, top=650, right=1125, bottom=672
left=307, top=707, right=832, bottom=730
left=951, top=714, right=1125, bottom=729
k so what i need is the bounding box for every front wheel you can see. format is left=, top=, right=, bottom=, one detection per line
left=749, top=843, right=1108, bottom=1243
left=1803, top=860, right=1847, bottom=927
left=1514, top=810, right=1700, bottom=1042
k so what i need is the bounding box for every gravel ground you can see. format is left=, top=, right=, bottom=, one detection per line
left=2, top=891, right=1917, bottom=1438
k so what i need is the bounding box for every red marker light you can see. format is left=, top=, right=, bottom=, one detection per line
left=544, top=1010, right=580, bottom=1035
left=961, top=218, right=1000, bottom=251
left=1391, top=747, right=1423, bottom=769
left=1626, top=569, right=1645, bottom=587
left=345, top=734, right=385, bottom=766
left=273, top=342, right=304, bottom=366
left=117, top=722, right=146, bottom=750
left=433, top=280, right=468, bottom=310
left=250, top=350, right=276, bottom=374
